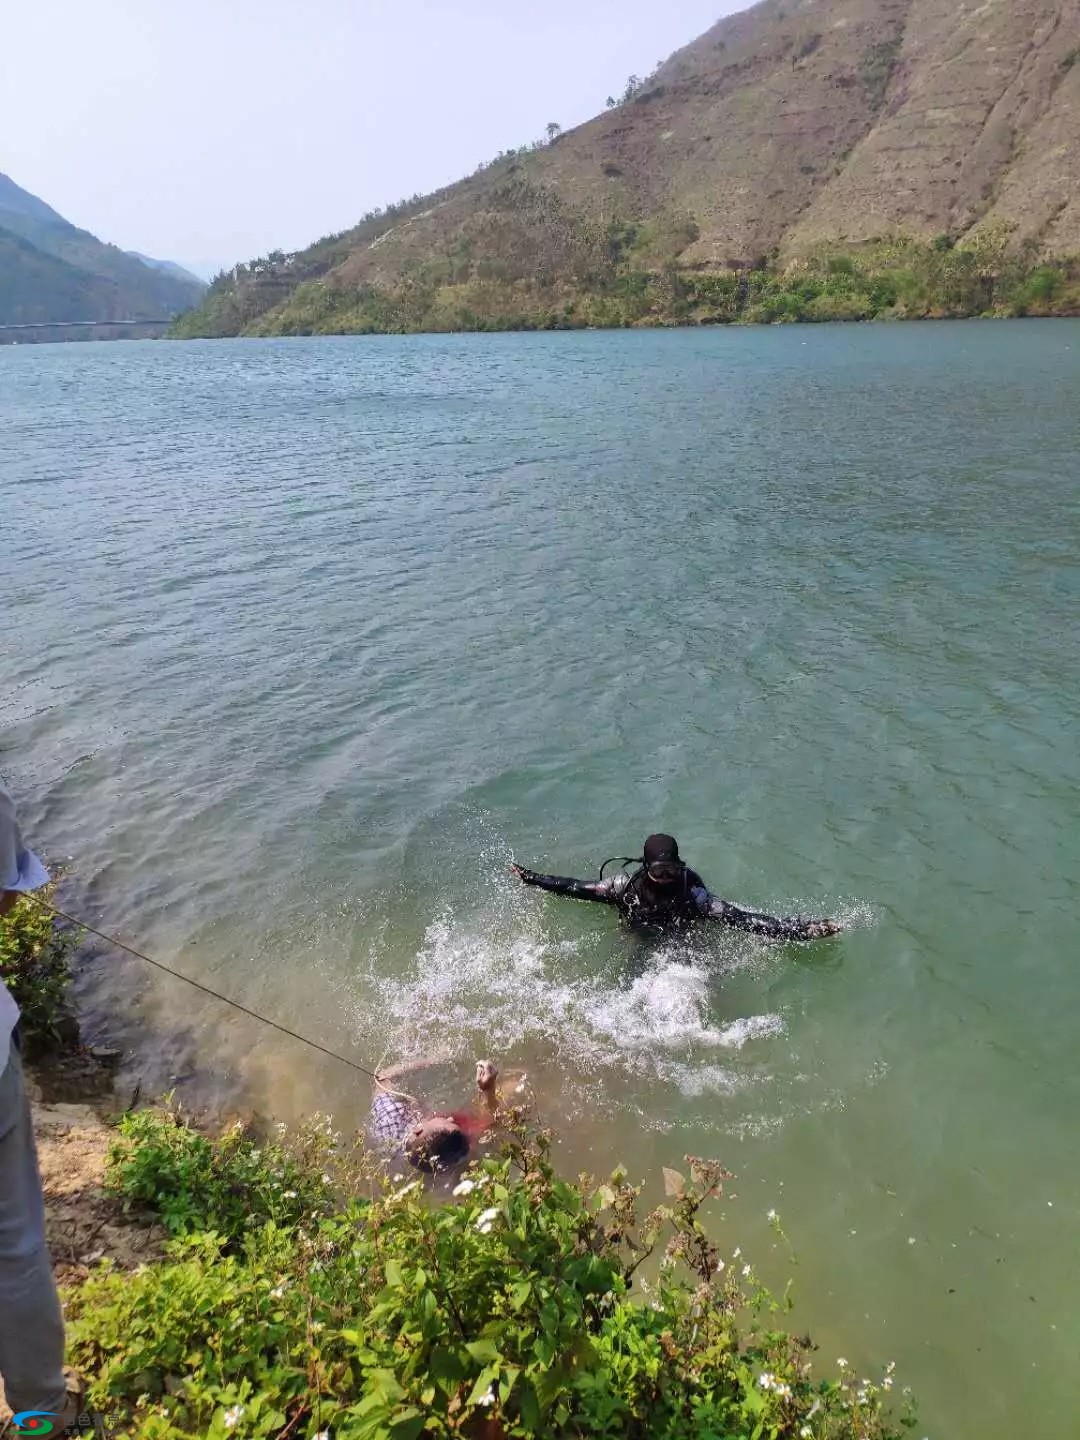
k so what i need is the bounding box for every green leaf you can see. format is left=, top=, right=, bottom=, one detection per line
left=741, top=1383, right=765, bottom=1414
left=429, top=1346, right=465, bottom=1383
left=510, top=1279, right=533, bottom=1310
left=465, top=1338, right=502, bottom=1365
left=534, top=1364, right=566, bottom=1409
left=467, top=1364, right=500, bottom=1406
left=367, top=1369, right=406, bottom=1405
left=390, top=1408, right=425, bottom=1440
left=519, top=1382, right=540, bottom=1429
left=384, top=1259, right=403, bottom=1287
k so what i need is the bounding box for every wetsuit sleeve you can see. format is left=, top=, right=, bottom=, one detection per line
left=696, top=888, right=823, bottom=941
left=516, top=869, right=620, bottom=904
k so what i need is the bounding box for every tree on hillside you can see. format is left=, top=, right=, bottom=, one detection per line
left=546, top=122, right=562, bottom=143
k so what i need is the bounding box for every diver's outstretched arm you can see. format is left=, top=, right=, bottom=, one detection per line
left=510, top=864, right=619, bottom=904
left=702, top=892, right=841, bottom=940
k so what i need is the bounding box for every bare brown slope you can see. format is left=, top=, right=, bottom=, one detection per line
left=181, top=0, right=1080, bottom=335
left=327, top=0, right=1079, bottom=294
left=975, top=37, right=1080, bottom=253
left=333, top=0, right=920, bottom=290
left=788, top=0, right=1080, bottom=249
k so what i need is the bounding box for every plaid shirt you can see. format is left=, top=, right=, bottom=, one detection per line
left=369, top=1089, right=419, bottom=1149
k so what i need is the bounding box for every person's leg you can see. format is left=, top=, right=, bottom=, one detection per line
left=0, top=1046, right=67, bottom=1418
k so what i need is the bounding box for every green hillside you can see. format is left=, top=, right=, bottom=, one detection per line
left=0, top=172, right=205, bottom=328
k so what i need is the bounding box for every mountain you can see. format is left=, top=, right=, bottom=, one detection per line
left=0, top=172, right=71, bottom=229
left=0, top=173, right=206, bottom=327
left=179, top=0, right=1080, bottom=337
left=126, top=252, right=207, bottom=288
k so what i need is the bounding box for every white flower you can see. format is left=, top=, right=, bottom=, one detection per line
left=714, top=1258, right=725, bottom=1274
left=475, top=1205, right=500, bottom=1234
left=638, top=1276, right=650, bottom=1294
left=837, top=1358, right=848, bottom=1369
left=453, top=1179, right=477, bottom=1197
left=742, top=1264, right=752, bottom=1279
left=270, top=1283, right=286, bottom=1299
left=883, top=1377, right=894, bottom=1391
left=223, top=1405, right=244, bottom=1430
left=390, top=1180, right=421, bottom=1202
left=282, top=1190, right=297, bottom=1200
left=759, top=1373, right=774, bottom=1390
left=800, top=1428, right=813, bottom=1438
left=732, top=1246, right=741, bottom=1259
left=775, top=1382, right=792, bottom=1399
left=767, top=1208, right=778, bottom=1222
left=477, top=1388, right=496, bottom=1407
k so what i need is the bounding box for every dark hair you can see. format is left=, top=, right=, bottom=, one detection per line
left=404, top=1118, right=469, bottom=1173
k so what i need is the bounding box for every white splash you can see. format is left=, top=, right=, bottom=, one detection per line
left=362, top=907, right=785, bottom=1102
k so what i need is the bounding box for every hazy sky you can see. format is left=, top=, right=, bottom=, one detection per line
left=1, top=0, right=742, bottom=275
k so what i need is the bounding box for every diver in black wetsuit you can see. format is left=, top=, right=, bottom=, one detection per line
left=511, top=833, right=842, bottom=940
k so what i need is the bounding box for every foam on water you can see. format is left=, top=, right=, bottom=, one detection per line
left=362, top=901, right=785, bottom=1106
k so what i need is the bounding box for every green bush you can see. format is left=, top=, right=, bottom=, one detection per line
left=1010, top=264, right=1064, bottom=313
left=0, top=888, right=74, bottom=1046
left=70, top=1113, right=913, bottom=1440
left=105, top=1103, right=336, bottom=1245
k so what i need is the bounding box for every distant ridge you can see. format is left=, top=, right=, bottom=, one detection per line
left=126, top=252, right=207, bottom=289
left=0, top=172, right=205, bottom=328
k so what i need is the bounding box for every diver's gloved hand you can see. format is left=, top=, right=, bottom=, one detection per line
left=509, top=864, right=538, bottom=885
left=801, top=918, right=842, bottom=939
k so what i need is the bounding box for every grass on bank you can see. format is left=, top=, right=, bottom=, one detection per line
left=66, top=1104, right=915, bottom=1440
left=0, top=887, right=75, bottom=1049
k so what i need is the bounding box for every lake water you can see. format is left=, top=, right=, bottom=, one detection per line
left=3, top=324, right=1079, bottom=1437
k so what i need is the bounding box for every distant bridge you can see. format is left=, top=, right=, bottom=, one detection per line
left=0, top=317, right=172, bottom=335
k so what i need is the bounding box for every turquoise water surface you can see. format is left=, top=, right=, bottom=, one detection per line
left=3, top=323, right=1079, bottom=1437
